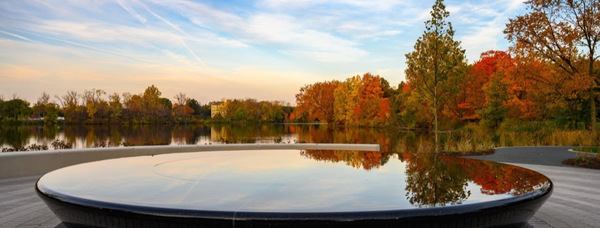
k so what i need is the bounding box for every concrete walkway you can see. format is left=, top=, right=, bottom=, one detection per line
left=0, top=175, right=61, bottom=227
left=466, top=147, right=600, bottom=228
left=1, top=147, right=598, bottom=227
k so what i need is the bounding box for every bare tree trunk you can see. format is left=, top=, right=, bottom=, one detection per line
left=592, top=91, right=597, bottom=134
left=434, top=86, right=439, bottom=154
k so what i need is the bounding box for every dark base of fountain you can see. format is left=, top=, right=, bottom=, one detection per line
left=38, top=189, right=549, bottom=228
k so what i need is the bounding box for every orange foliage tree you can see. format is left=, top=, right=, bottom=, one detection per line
left=296, top=73, right=391, bottom=126
left=295, top=81, right=340, bottom=123
left=333, top=73, right=391, bottom=126
left=505, top=0, right=600, bottom=131
left=506, top=51, right=593, bottom=125
left=449, top=51, right=512, bottom=121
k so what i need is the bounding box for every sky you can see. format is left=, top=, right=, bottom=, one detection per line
left=0, top=0, right=526, bottom=105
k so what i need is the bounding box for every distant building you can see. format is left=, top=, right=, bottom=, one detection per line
left=211, top=103, right=227, bottom=118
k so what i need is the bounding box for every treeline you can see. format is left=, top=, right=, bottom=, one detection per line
left=295, top=49, right=595, bottom=130
left=294, top=73, right=393, bottom=126
left=211, top=99, right=294, bottom=122
left=0, top=85, right=293, bottom=125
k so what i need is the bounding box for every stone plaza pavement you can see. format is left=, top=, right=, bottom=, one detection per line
left=0, top=146, right=598, bottom=227
left=466, top=147, right=600, bottom=228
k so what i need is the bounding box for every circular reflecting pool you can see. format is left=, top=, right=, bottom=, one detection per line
left=37, top=149, right=552, bottom=227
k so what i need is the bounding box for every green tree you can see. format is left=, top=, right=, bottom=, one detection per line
left=405, top=0, right=467, bottom=152
left=158, top=97, right=173, bottom=122
left=43, top=104, right=60, bottom=125
left=108, top=93, right=123, bottom=122
left=233, top=108, right=248, bottom=121
left=0, top=97, right=4, bottom=121
left=31, top=92, right=60, bottom=124
left=477, top=73, right=508, bottom=128
left=187, top=99, right=210, bottom=118
left=505, top=0, right=600, bottom=133
left=0, top=98, right=32, bottom=120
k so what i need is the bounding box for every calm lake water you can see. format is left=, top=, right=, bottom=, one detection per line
left=0, top=124, right=426, bottom=152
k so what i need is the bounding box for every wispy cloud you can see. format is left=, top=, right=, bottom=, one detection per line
left=260, top=0, right=408, bottom=11
left=151, top=0, right=368, bottom=62
left=138, top=1, right=206, bottom=66
left=0, top=29, right=35, bottom=42
left=436, top=0, right=526, bottom=62
left=115, top=0, right=147, bottom=24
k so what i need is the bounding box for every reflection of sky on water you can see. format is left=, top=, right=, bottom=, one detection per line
left=38, top=150, right=549, bottom=212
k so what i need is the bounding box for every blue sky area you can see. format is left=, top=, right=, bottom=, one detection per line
left=0, top=0, right=526, bottom=104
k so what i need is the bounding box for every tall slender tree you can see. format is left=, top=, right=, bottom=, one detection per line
left=405, top=0, right=467, bottom=152
left=505, top=0, right=600, bottom=133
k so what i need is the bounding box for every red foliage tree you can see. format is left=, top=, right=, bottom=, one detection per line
left=295, top=81, right=340, bottom=123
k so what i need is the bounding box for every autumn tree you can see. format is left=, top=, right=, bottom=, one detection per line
left=405, top=0, right=467, bottom=152
left=447, top=51, right=512, bottom=121
left=57, top=91, right=86, bottom=123
left=83, top=89, right=108, bottom=121
left=505, top=0, right=600, bottom=132
left=334, top=76, right=361, bottom=125
left=136, top=85, right=172, bottom=123
left=295, top=81, right=340, bottom=123
left=108, top=93, right=123, bottom=122
left=173, top=93, right=194, bottom=122
left=504, top=55, right=581, bottom=122
left=123, top=93, right=144, bottom=123
left=333, top=73, right=391, bottom=126
left=32, top=92, right=60, bottom=124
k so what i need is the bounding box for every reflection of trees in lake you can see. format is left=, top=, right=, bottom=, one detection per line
left=171, top=125, right=211, bottom=145
left=457, top=158, right=549, bottom=196
left=294, top=125, right=398, bottom=152
left=120, top=125, right=173, bottom=146
left=0, top=126, right=33, bottom=147
left=210, top=124, right=288, bottom=143
left=403, top=154, right=471, bottom=207
left=300, top=150, right=390, bottom=170
left=300, top=150, right=549, bottom=207
left=402, top=154, right=549, bottom=207
left=0, top=123, right=444, bottom=152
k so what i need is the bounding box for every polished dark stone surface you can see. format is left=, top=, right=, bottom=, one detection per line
left=36, top=150, right=552, bottom=227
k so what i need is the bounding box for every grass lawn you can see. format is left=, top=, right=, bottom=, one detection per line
left=573, top=147, right=599, bottom=153
left=564, top=146, right=600, bottom=169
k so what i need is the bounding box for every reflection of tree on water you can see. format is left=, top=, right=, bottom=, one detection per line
left=403, top=154, right=549, bottom=207
left=300, top=150, right=390, bottom=170
left=457, top=158, right=549, bottom=196
left=210, top=124, right=289, bottom=144
left=294, top=125, right=398, bottom=152
left=0, top=126, right=39, bottom=148
left=403, top=154, right=471, bottom=207
left=300, top=150, right=549, bottom=207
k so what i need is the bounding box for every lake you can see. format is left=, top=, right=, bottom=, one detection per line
left=2, top=123, right=592, bottom=154
left=0, top=124, right=426, bottom=153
